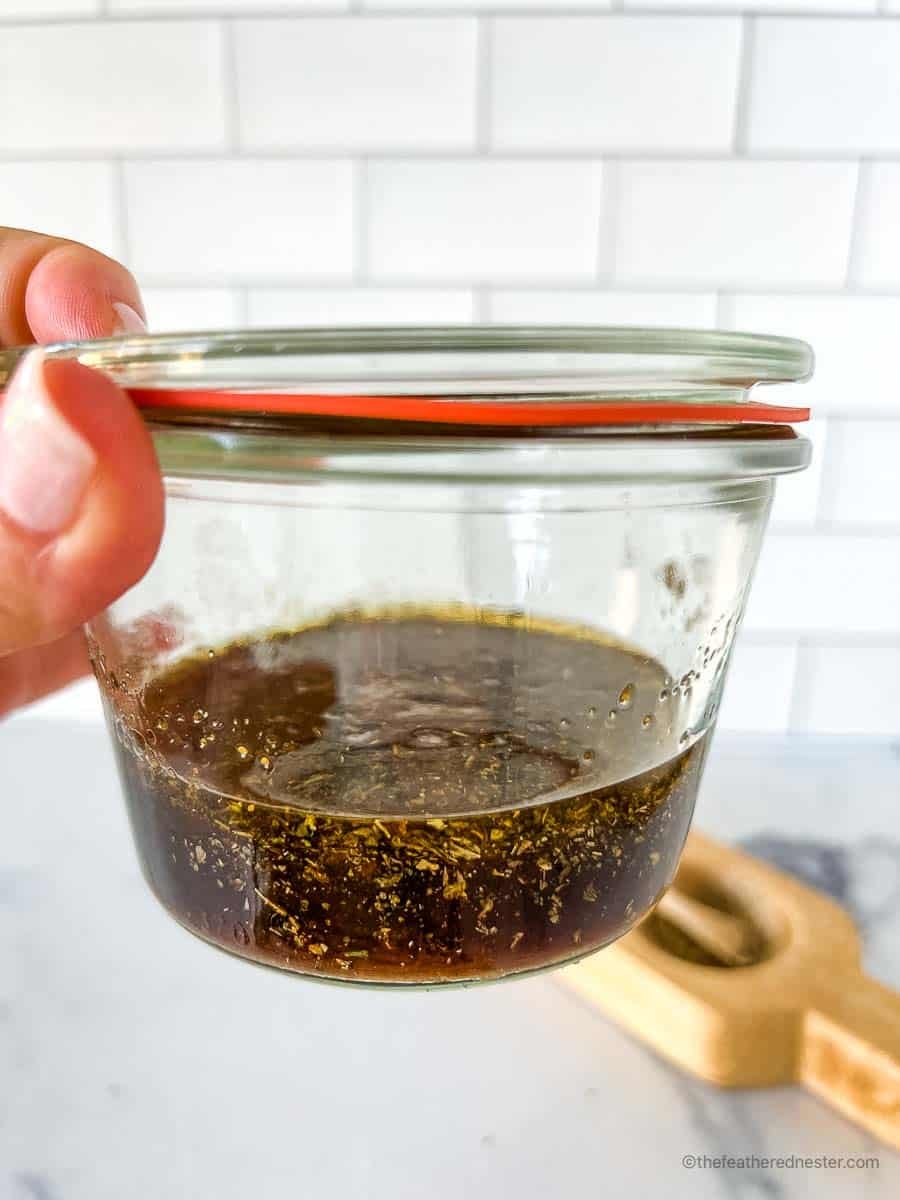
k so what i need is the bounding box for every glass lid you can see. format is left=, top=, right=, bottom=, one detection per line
left=0, top=326, right=813, bottom=429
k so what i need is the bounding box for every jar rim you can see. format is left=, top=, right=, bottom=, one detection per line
left=11, top=324, right=813, bottom=391
left=0, top=326, right=813, bottom=482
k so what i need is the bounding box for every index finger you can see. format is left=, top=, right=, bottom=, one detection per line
left=0, top=226, right=146, bottom=347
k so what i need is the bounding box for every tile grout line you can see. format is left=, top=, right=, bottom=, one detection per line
left=811, top=415, right=840, bottom=531
left=844, top=159, right=870, bottom=291
left=473, top=287, right=491, bottom=322
left=114, top=158, right=132, bottom=270
left=3, top=10, right=900, bottom=26
left=732, top=15, right=756, bottom=157
left=787, top=639, right=812, bottom=733
left=742, top=632, right=900, bottom=648
left=715, top=291, right=733, bottom=329
left=221, top=18, right=241, bottom=156
left=475, top=17, right=493, bottom=155
left=597, top=159, right=619, bottom=284
left=236, top=287, right=251, bottom=327
left=352, top=159, right=370, bottom=285
left=5, top=148, right=900, bottom=164
left=121, top=275, right=900, bottom=308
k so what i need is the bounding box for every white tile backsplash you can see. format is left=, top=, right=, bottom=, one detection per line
left=616, top=161, right=857, bottom=287
left=486, top=290, right=718, bottom=327
left=726, top=293, right=900, bottom=416
left=490, top=17, right=740, bottom=152
left=236, top=18, right=477, bottom=151
left=821, top=421, right=900, bottom=528
left=745, top=534, right=900, bottom=635
left=0, top=162, right=122, bottom=261
left=0, top=5, right=897, bottom=738
left=748, top=19, right=900, bottom=154
left=247, top=288, right=475, bottom=326
left=855, top=163, right=900, bottom=290
left=717, top=641, right=799, bottom=734
left=0, top=22, right=227, bottom=153
left=368, top=160, right=605, bottom=282
left=769, top=417, right=827, bottom=529
left=800, top=646, right=900, bottom=736
left=141, top=287, right=244, bottom=332
left=124, top=159, right=354, bottom=281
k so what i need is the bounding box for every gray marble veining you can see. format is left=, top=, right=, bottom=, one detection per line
left=1, top=721, right=897, bottom=1199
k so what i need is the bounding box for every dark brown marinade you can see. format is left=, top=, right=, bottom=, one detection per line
left=108, top=612, right=707, bottom=985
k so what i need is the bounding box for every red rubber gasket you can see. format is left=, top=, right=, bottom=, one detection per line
left=127, top=389, right=810, bottom=427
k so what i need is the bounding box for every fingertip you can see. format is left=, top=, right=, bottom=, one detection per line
left=25, top=241, right=147, bottom=344
left=39, top=359, right=164, bottom=627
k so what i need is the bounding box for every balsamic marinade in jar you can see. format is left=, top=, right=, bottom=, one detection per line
left=106, top=609, right=707, bottom=985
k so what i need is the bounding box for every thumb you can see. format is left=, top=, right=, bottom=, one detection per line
left=0, top=349, right=164, bottom=654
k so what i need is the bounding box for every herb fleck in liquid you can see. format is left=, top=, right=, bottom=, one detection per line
left=108, top=614, right=707, bottom=985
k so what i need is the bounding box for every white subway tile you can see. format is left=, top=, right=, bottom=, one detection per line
left=0, top=22, right=226, bottom=153
left=769, top=418, right=827, bottom=529
left=237, top=18, right=476, bottom=151
left=368, top=160, right=605, bottom=283
left=744, top=534, right=900, bottom=635
left=800, top=646, right=900, bottom=736
left=821, top=421, right=900, bottom=528
left=247, top=288, right=475, bottom=327
left=856, top=164, right=900, bottom=290
left=717, top=641, right=798, bottom=734
left=727, top=294, right=900, bottom=416
left=111, top=1, right=346, bottom=11
left=623, top=0, right=876, bottom=10
left=486, top=290, right=717, bottom=327
left=491, top=17, right=740, bottom=153
left=748, top=19, right=900, bottom=154
left=0, top=1, right=98, bottom=15
left=125, top=160, right=354, bottom=282
left=617, top=162, right=856, bottom=288
left=140, top=288, right=243, bottom=333
left=0, top=162, right=121, bottom=262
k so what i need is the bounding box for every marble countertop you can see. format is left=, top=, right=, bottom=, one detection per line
left=1, top=720, right=898, bottom=1200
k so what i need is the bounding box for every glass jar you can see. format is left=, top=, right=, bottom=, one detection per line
left=36, top=328, right=812, bottom=986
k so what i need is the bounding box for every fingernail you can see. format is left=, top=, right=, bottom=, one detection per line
left=0, top=350, right=97, bottom=535
left=112, top=302, right=147, bottom=335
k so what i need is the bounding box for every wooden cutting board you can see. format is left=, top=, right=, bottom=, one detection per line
left=561, top=831, right=900, bottom=1148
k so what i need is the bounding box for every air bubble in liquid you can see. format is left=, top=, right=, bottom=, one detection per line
left=410, top=730, right=451, bottom=749
left=617, top=683, right=635, bottom=710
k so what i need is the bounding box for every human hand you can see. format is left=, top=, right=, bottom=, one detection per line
left=0, top=228, right=164, bottom=716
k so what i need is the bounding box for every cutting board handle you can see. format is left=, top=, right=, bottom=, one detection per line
left=801, top=972, right=900, bottom=1149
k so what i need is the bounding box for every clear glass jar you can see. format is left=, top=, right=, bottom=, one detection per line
left=38, top=328, right=812, bottom=986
